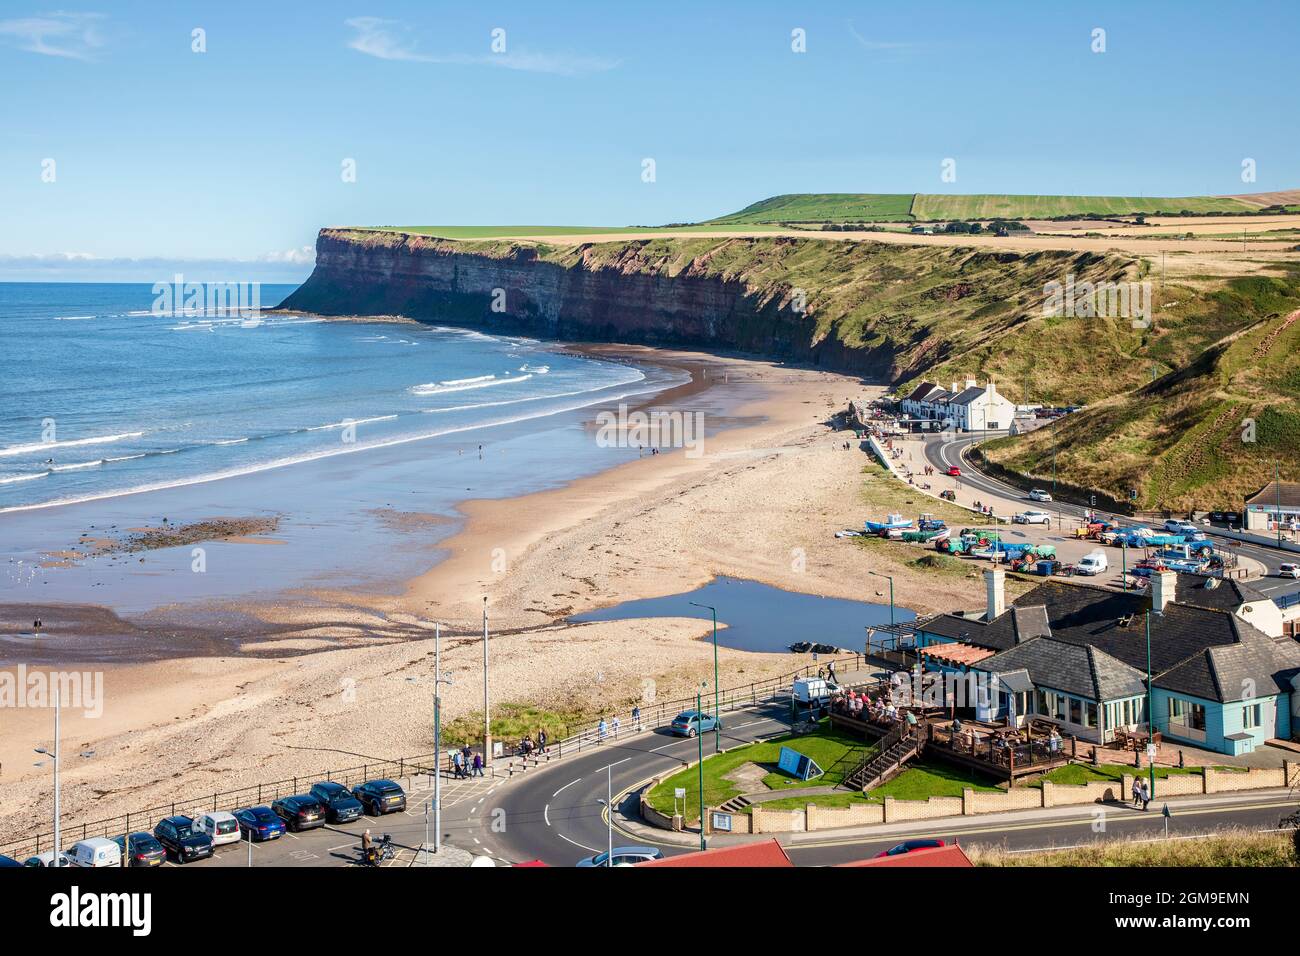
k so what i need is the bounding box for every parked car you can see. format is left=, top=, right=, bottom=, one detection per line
left=310, top=781, right=365, bottom=824
left=112, top=831, right=166, bottom=867
left=272, top=795, right=328, bottom=831
left=153, top=816, right=214, bottom=864
left=1013, top=511, right=1052, bottom=525
left=1028, top=489, right=1052, bottom=502
left=576, top=845, right=665, bottom=867
left=1210, top=510, right=1240, bottom=523
left=192, top=810, right=242, bottom=847
left=1279, top=564, right=1300, bottom=579
left=351, top=780, right=407, bottom=816
left=669, top=710, right=720, bottom=738
left=69, top=837, right=122, bottom=868
left=946, top=466, right=962, bottom=477
left=0, top=855, right=22, bottom=868
left=1164, top=519, right=1200, bottom=536
left=23, top=851, right=72, bottom=868
left=874, top=838, right=947, bottom=858
left=232, top=806, right=286, bottom=842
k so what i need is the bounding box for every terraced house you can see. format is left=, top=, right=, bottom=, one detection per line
left=908, top=570, right=1300, bottom=756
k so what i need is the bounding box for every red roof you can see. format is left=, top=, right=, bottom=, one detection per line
left=839, top=845, right=973, bottom=868
left=639, top=839, right=794, bottom=868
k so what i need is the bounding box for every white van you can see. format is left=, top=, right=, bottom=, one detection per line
left=1076, top=550, right=1108, bottom=576
left=70, top=837, right=123, bottom=868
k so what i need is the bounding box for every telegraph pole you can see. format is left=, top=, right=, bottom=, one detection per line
left=482, top=597, right=491, bottom=764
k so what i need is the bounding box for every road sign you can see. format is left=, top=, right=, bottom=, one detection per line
left=711, top=812, right=733, bottom=833
left=1146, top=743, right=1158, bottom=761
left=777, top=746, right=824, bottom=781
left=674, top=788, right=686, bottom=800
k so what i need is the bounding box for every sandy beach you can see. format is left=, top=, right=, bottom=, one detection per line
left=0, top=344, right=979, bottom=845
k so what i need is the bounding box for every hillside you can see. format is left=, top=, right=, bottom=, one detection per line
left=711, top=191, right=1289, bottom=225
left=981, top=271, right=1300, bottom=511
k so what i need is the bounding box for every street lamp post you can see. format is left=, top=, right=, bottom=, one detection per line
left=689, top=602, right=720, bottom=754
left=868, top=571, right=895, bottom=627
left=407, top=621, right=453, bottom=859
left=34, top=694, right=93, bottom=867
left=696, top=686, right=707, bottom=851
left=482, top=597, right=491, bottom=765
left=1145, top=610, right=1157, bottom=802
left=594, top=763, right=613, bottom=865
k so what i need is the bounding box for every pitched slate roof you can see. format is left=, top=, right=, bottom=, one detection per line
left=1173, top=574, right=1270, bottom=612
left=903, top=382, right=945, bottom=404
left=1245, top=480, right=1300, bottom=508
left=914, top=575, right=1298, bottom=704
left=949, top=385, right=990, bottom=406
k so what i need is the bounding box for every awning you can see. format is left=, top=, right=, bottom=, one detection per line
left=993, top=668, right=1034, bottom=694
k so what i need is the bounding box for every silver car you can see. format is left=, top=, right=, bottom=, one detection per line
left=576, top=845, right=665, bottom=867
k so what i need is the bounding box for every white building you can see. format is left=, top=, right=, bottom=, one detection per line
left=944, top=381, right=1016, bottom=431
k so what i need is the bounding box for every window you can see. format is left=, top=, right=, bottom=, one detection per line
left=1085, top=702, right=1097, bottom=729
left=1243, top=704, right=1262, bottom=730
left=1036, top=690, right=1050, bottom=715
left=1168, top=697, right=1206, bottom=732
left=1056, top=693, right=1067, bottom=719
left=1069, top=697, right=1082, bottom=725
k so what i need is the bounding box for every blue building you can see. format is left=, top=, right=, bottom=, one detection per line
left=908, top=570, right=1300, bottom=756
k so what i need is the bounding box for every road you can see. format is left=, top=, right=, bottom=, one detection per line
left=923, top=432, right=1300, bottom=604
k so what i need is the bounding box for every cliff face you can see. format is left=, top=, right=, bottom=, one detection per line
left=279, top=229, right=908, bottom=376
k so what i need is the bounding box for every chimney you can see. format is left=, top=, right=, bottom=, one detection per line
left=951, top=381, right=959, bottom=396
left=1152, top=570, right=1177, bottom=613
left=965, top=378, right=977, bottom=390
left=984, top=568, right=1006, bottom=622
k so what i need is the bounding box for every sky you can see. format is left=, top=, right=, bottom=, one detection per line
left=1, top=0, right=1297, bottom=281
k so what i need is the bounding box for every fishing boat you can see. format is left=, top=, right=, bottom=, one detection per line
left=864, top=513, right=914, bottom=532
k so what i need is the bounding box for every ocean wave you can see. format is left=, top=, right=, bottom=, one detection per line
left=0, top=431, right=145, bottom=458
left=53, top=315, right=96, bottom=321
left=306, top=415, right=399, bottom=431
left=50, top=459, right=103, bottom=472
left=411, top=374, right=532, bottom=396
left=104, top=453, right=147, bottom=462
left=212, top=438, right=250, bottom=445
left=519, top=365, right=550, bottom=374
left=0, top=472, right=48, bottom=485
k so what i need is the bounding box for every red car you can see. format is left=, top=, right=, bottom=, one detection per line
left=946, top=466, right=962, bottom=477
left=875, top=838, right=946, bottom=858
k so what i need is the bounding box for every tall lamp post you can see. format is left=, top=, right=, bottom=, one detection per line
left=868, top=571, right=896, bottom=627
left=1144, top=609, right=1158, bottom=802
left=406, top=622, right=454, bottom=859
left=482, top=597, right=491, bottom=765
left=34, top=692, right=94, bottom=867
left=596, top=763, right=614, bottom=866
left=696, top=683, right=707, bottom=851
left=689, top=602, right=720, bottom=754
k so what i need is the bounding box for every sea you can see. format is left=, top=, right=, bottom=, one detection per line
left=0, top=283, right=691, bottom=611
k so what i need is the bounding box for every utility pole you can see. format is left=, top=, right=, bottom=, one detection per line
left=696, top=686, right=707, bottom=851
left=1277, top=461, right=1283, bottom=549
left=869, top=571, right=895, bottom=627
left=434, top=622, right=443, bottom=855
left=1145, top=610, right=1156, bottom=802
left=689, top=602, right=721, bottom=754
left=482, top=597, right=491, bottom=764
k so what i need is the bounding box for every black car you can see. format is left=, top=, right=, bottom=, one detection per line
left=153, top=816, right=214, bottom=864
left=351, top=779, right=407, bottom=816
left=272, top=795, right=327, bottom=831
left=113, top=831, right=166, bottom=867
left=309, top=781, right=365, bottom=824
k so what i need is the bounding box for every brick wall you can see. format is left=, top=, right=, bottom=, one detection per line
left=806, top=802, right=885, bottom=830
left=1042, top=779, right=1122, bottom=806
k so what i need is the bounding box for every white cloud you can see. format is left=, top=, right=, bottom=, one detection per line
left=259, top=245, right=316, bottom=265
left=847, top=21, right=914, bottom=53
left=0, top=12, right=106, bottom=60
left=344, top=17, right=618, bottom=76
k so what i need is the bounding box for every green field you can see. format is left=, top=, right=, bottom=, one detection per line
left=711, top=193, right=917, bottom=224
left=709, top=192, right=1266, bottom=224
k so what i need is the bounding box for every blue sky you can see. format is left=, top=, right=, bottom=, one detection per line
left=1, top=0, right=1296, bottom=280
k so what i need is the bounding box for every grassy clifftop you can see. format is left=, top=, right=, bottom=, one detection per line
left=711, top=192, right=1285, bottom=224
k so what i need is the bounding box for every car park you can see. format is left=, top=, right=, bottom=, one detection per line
left=1279, top=564, right=1300, bottom=579
left=310, top=781, right=366, bottom=823
left=1013, top=511, right=1051, bottom=525
left=272, top=795, right=328, bottom=831
left=153, top=816, right=214, bottom=864
left=875, top=838, right=947, bottom=857
left=192, top=810, right=242, bottom=847
left=1028, top=489, right=1052, bottom=502
left=112, top=832, right=166, bottom=867
left=233, top=806, right=286, bottom=841
left=69, top=837, right=123, bottom=868
left=351, top=780, right=407, bottom=816
left=576, top=845, right=665, bottom=867
left=23, top=850, right=72, bottom=868
left=669, top=710, right=720, bottom=737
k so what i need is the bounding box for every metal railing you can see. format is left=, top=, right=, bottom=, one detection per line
left=0, top=654, right=866, bottom=862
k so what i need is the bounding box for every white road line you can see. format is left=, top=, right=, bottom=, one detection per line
left=544, top=805, right=551, bottom=826
left=556, top=831, right=601, bottom=854
left=648, top=742, right=681, bottom=753
left=552, top=778, right=582, bottom=797
left=600, top=757, right=632, bottom=772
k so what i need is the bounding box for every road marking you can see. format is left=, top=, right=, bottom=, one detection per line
left=600, top=757, right=632, bottom=772
left=649, top=741, right=682, bottom=753
left=555, top=831, right=601, bottom=854
left=544, top=805, right=551, bottom=826
left=552, top=778, right=582, bottom=797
